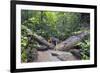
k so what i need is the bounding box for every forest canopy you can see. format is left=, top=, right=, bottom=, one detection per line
left=21, top=10, right=90, bottom=62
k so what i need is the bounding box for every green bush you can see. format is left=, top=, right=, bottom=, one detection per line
left=77, top=40, right=90, bottom=60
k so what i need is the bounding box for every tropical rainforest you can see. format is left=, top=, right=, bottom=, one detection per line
left=21, top=10, right=90, bottom=63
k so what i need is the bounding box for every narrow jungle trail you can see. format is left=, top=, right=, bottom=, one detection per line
left=36, top=49, right=78, bottom=62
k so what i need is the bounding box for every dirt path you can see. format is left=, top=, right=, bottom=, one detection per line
left=36, top=50, right=78, bottom=62
left=37, top=50, right=60, bottom=62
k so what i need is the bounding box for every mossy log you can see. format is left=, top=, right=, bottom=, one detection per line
left=22, top=25, right=55, bottom=49
left=54, top=32, right=89, bottom=51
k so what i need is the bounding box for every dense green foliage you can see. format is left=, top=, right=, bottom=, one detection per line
left=77, top=39, right=90, bottom=60
left=21, top=10, right=90, bottom=62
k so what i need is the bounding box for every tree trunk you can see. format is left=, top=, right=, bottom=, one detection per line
left=54, top=32, right=89, bottom=51
left=22, top=25, right=55, bottom=49
left=22, top=25, right=89, bottom=51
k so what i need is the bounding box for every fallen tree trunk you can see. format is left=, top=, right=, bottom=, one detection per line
left=36, top=45, right=48, bottom=51
left=22, top=25, right=89, bottom=51
left=22, top=25, right=55, bottom=49
left=54, top=31, right=89, bottom=51
left=33, top=33, right=55, bottom=49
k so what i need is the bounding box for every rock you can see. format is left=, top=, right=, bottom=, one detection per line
left=57, top=54, right=77, bottom=61
left=70, top=49, right=82, bottom=59
left=50, top=50, right=77, bottom=61
left=37, top=50, right=60, bottom=62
